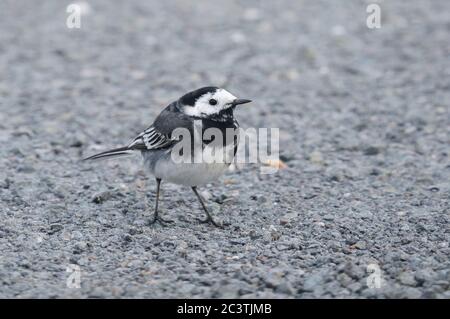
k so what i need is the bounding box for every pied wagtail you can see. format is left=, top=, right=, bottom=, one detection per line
left=84, top=87, right=252, bottom=227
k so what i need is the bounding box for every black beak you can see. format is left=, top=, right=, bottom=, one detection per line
left=231, top=98, right=252, bottom=106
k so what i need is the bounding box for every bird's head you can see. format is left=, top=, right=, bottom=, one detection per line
left=177, top=86, right=251, bottom=118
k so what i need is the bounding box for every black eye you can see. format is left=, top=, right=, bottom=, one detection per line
left=209, top=99, right=217, bottom=105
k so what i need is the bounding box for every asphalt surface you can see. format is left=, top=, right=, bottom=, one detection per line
left=0, top=0, right=449, bottom=298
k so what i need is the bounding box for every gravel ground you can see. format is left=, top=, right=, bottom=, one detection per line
left=0, top=0, right=449, bottom=298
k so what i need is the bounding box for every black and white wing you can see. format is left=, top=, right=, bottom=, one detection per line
left=127, top=125, right=175, bottom=150
left=128, top=102, right=193, bottom=151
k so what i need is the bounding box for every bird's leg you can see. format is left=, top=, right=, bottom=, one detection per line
left=191, top=186, right=222, bottom=228
left=148, top=178, right=173, bottom=225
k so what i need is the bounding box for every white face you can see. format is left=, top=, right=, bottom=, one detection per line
left=182, top=89, right=237, bottom=117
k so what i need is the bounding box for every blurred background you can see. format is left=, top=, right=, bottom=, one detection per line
left=0, top=0, right=449, bottom=298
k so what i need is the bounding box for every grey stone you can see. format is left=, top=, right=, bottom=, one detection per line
left=91, top=191, right=113, bottom=204
left=363, top=146, right=381, bottom=156
left=398, top=272, right=417, bottom=286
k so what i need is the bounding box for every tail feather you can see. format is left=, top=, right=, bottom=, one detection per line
left=83, top=146, right=134, bottom=161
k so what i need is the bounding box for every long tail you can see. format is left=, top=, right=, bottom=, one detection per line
left=83, top=146, right=134, bottom=161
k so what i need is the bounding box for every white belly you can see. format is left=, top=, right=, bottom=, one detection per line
left=150, top=143, right=235, bottom=186
left=155, top=161, right=230, bottom=186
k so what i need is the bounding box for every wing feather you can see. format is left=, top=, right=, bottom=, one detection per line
left=128, top=125, right=175, bottom=150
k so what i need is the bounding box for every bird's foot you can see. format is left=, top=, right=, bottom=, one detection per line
left=148, top=215, right=174, bottom=226
left=197, top=216, right=224, bottom=228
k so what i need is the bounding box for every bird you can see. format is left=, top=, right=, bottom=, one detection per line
left=83, top=86, right=252, bottom=227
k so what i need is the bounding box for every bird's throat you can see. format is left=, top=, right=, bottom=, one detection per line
left=208, top=107, right=234, bottom=122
